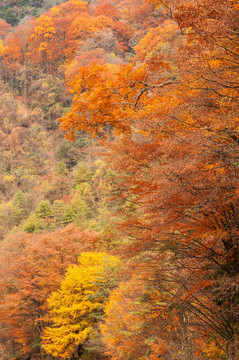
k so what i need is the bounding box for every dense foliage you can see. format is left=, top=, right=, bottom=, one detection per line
left=0, top=0, right=68, bottom=25
left=0, top=0, right=238, bottom=360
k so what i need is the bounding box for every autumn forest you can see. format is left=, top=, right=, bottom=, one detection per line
left=0, top=0, right=238, bottom=359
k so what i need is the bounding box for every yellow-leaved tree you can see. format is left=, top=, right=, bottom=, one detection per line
left=42, top=252, right=119, bottom=359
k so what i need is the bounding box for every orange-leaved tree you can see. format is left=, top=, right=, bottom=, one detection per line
left=57, top=0, right=239, bottom=357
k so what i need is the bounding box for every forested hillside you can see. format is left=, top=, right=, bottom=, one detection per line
left=0, top=0, right=68, bottom=25
left=0, top=0, right=238, bottom=360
